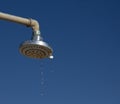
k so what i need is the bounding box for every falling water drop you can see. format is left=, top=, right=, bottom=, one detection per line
left=40, top=71, right=44, bottom=75
left=39, top=61, right=45, bottom=96
left=49, top=55, right=54, bottom=59
left=40, top=93, right=44, bottom=96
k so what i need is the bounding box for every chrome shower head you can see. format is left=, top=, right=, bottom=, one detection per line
left=19, top=34, right=53, bottom=59
left=0, top=12, right=53, bottom=59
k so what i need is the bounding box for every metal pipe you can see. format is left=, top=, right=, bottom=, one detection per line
left=0, top=12, right=40, bottom=33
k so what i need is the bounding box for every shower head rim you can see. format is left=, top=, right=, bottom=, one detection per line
left=19, top=40, right=53, bottom=59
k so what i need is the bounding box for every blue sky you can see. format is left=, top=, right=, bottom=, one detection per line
left=0, top=0, right=120, bottom=104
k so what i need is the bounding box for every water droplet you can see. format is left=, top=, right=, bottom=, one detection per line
left=39, top=60, right=46, bottom=96
left=40, top=71, right=44, bottom=75
left=41, top=81, right=44, bottom=85
left=49, top=55, right=54, bottom=59
left=40, top=93, right=44, bottom=96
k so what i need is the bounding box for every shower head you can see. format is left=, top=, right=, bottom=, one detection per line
left=19, top=34, right=53, bottom=59
left=0, top=12, right=53, bottom=59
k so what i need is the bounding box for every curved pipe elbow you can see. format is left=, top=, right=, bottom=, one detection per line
left=0, top=12, right=40, bottom=34
left=29, top=19, right=40, bottom=34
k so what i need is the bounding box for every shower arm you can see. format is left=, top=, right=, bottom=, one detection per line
left=0, top=12, right=40, bottom=35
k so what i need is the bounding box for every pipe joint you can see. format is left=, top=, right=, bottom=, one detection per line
left=0, top=12, right=40, bottom=34
left=28, top=19, right=40, bottom=32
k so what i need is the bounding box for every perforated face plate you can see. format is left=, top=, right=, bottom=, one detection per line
left=19, top=40, right=52, bottom=59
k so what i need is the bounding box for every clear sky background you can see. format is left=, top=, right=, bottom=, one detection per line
left=0, top=0, right=120, bottom=104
